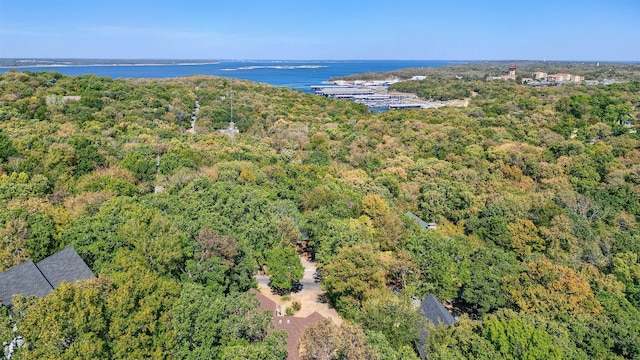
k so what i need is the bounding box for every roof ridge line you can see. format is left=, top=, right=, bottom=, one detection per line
left=33, top=261, right=55, bottom=291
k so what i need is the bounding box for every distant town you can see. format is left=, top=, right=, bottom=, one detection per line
left=313, top=63, right=624, bottom=110
left=488, top=63, right=618, bottom=86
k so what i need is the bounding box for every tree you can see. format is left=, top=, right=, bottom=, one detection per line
left=361, top=193, right=389, bottom=219
left=299, top=319, right=379, bottom=360
left=0, top=130, right=18, bottom=162
left=167, top=179, right=282, bottom=267
left=120, top=145, right=156, bottom=182
left=424, top=315, right=498, bottom=360
left=540, top=214, right=580, bottom=261
left=483, top=309, right=563, bottom=360
left=569, top=155, right=602, bottom=193
left=181, top=228, right=255, bottom=294
left=375, top=212, right=404, bottom=251
left=64, top=197, right=185, bottom=275
left=275, top=216, right=303, bottom=247
left=465, top=205, right=511, bottom=248
left=358, top=294, right=423, bottom=351
left=507, top=219, right=545, bottom=257
left=313, top=215, right=376, bottom=265
left=25, top=211, right=58, bottom=262
left=158, top=142, right=202, bottom=175
left=611, top=252, right=640, bottom=308
left=418, top=181, right=473, bottom=223
left=16, top=278, right=113, bottom=359
left=603, top=103, right=633, bottom=124
left=69, top=136, right=105, bottom=177
left=0, top=217, right=30, bottom=271
left=266, top=246, right=304, bottom=293
left=0, top=304, right=15, bottom=356
left=405, top=231, right=470, bottom=300
left=196, top=228, right=238, bottom=266
left=365, top=331, right=420, bottom=360
left=593, top=290, right=640, bottom=358
left=556, top=93, right=592, bottom=119
left=172, top=283, right=281, bottom=359
left=460, top=248, right=524, bottom=316
left=505, top=260, right=603, bottom=319
left=382, top=250, right=418, bottom=290
left=218, top=331, right=288, bottom=360
left=107, top=257, right=181, bottom=359
left=322, top=244, right=389, bottom=318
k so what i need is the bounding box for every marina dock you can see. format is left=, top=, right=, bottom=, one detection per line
left=311, top=84, right=444, bottom=110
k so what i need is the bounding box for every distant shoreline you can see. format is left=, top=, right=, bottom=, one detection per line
left=1, top=59, right=638, bottom=69
left=0, top=61, right=222, bottom=69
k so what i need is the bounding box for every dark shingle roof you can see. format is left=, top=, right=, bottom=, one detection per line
left=421, top=294, right=455, bottom=327
left=36, top=246, right=95, bottom=288
left=0, top=247, right=94, bottom=308
left=416, top=294, right=456, bottom=360
left=0, top=261, right=53, bottom=307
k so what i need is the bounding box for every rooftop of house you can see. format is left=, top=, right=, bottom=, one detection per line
left=275, top=312, right=326, bottom=360
left=250, top=289, right=326, bottom=360
left=416, top=293, right=456, bottom=360
left=406, top=212, right=436, bottom=230
left=420, top=294, right=455, bottom=327
left=0, top=246, right=95, bottom=308
left=0, top=261, right=54, bottom=307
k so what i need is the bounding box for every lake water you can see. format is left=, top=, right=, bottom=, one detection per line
left=0, top=60, right=449, bottom=92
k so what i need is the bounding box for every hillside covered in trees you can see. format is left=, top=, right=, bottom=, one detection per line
left=0, top=66, right=639, bottom=359
left=334, top=61, right=640, bottom=83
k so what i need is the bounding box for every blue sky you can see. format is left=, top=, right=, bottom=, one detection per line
left=0, top=0, right=638, bottom=60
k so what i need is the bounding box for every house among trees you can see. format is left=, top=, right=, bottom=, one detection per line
left=250, top=289, right=326, bottom=360
left=416, top=294, right=456, bottom=360
left=420, top=294, right=456, bottom=327
left=406, top=211, right=437, bottom=230
left=0, top=247, right=95, bottom=308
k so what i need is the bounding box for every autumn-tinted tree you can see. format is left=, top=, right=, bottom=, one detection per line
left=322, top=244, right=389, bottom=318
left=299, top=319, right=379, bottom=360
left=505, top=259, right=603, bottom=319
left=107, top=256, right=181, bottom=358
left=15, top=278, right=113, bottom=359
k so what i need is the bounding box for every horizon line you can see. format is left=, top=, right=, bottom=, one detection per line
left=1, top=58, right=639, bottom=63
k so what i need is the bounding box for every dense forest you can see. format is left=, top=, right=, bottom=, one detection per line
left=334, top=61, right=640, bottom=82
left=0, top=64, right=639, bottom=359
